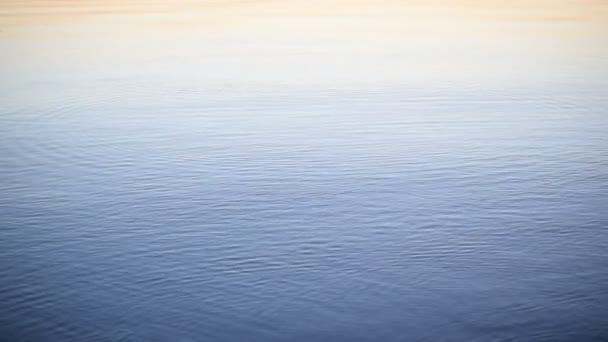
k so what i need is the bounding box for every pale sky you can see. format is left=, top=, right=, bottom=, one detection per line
left=1, top=0, right=606, bottom=90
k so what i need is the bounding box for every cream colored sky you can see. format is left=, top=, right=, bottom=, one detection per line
left=1, top=0, right=606, bottom=88
left=1, top=0, right=607, bottom=24
left=1, top=0, right=606, bottom=44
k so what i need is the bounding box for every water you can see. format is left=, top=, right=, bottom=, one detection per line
left=1, top=1, right=608, bottom=341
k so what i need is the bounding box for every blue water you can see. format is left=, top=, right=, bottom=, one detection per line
left=2, top=81, right=607, bottom=341
left=1, top=2, right=608, bottom=341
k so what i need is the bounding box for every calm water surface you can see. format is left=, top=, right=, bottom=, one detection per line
left=1, top=1, right=607, bottom=341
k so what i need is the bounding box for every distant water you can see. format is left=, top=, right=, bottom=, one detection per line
left=1, top=1, right=608, bottom=341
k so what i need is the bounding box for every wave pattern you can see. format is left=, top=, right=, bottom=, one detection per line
left=1, top=1, right=608, bottom=340
left=1, top=81, right=607, bottom=341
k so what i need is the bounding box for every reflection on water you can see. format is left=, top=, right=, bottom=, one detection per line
left=1, top=1, right=607, bottom=341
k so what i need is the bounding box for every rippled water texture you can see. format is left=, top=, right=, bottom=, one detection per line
left=1, top=1, right=608, bottom=341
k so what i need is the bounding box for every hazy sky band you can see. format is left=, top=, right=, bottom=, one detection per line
left=1, top=0, right=606, bottom=92
left=2, top=1, right=607, bottom=25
